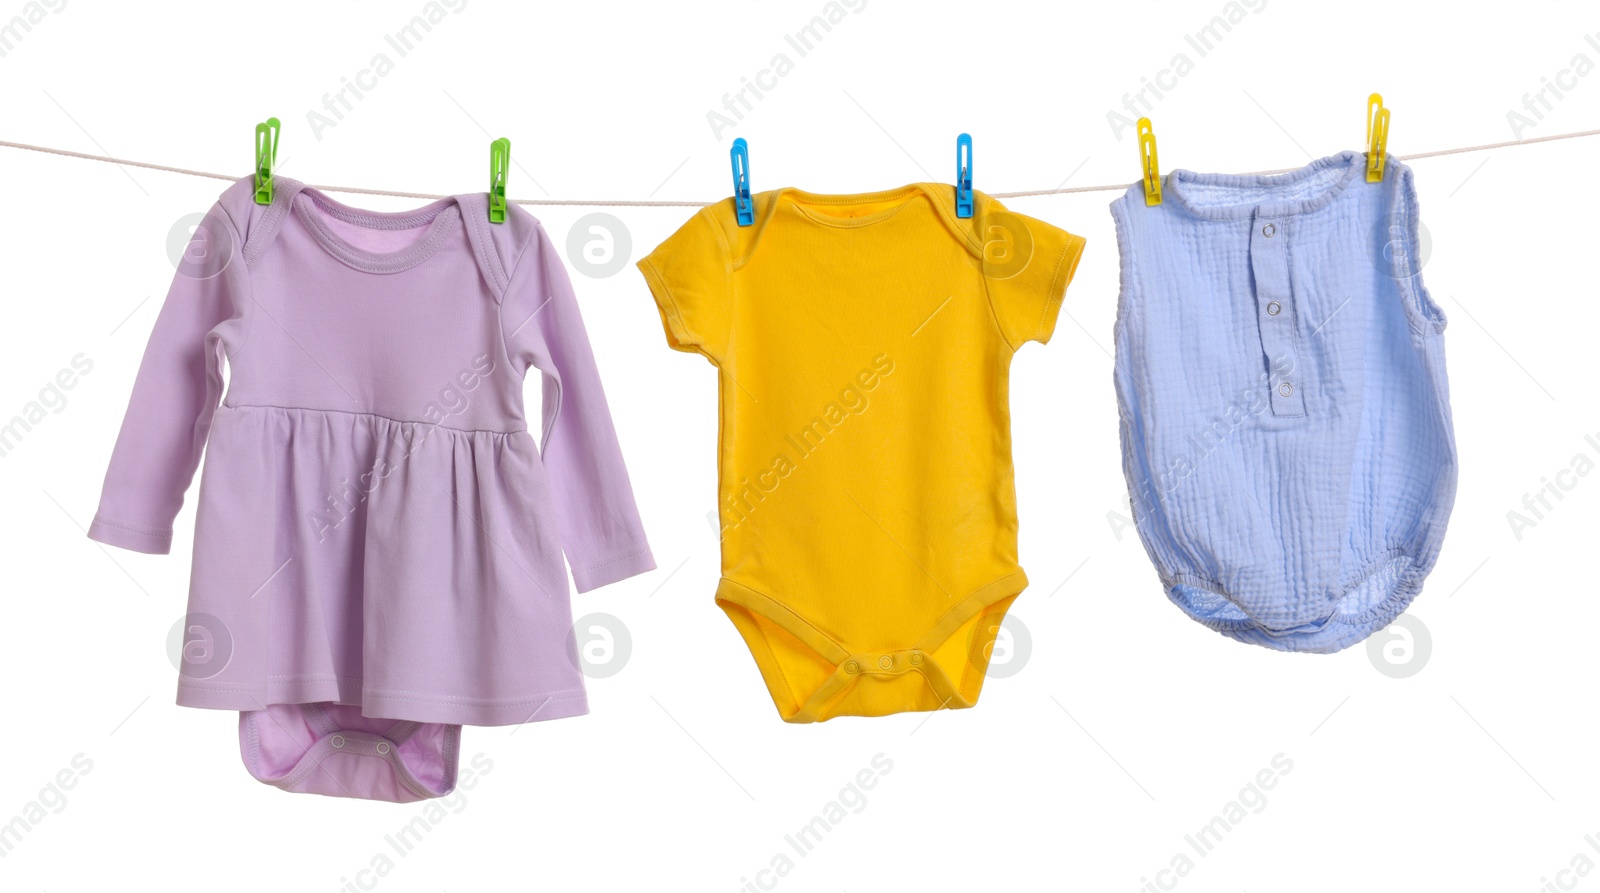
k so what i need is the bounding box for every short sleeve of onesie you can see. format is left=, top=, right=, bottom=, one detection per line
left=981, top=200, right=1085, bottom=348
left=637, top=207, right=733, bottom=359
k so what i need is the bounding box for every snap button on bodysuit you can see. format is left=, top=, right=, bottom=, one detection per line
left=1267, top=301, right=1281, bottom=316
left=1279, top=383, right=1293, bottom=397
left=878, top=655, right=893, bottom=669
left=843, top=661, right=859, bottom=675
left=375, top=742, right=391, bottom=755
left=909, top=651, right=923, bottom=665
left=330, top=735, right=345, bottom=749
left=1262, top=223, right=1276, bottom=237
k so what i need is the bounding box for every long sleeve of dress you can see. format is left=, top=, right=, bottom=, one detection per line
left=87, top=198, right=249, bottom=554
left=501, top=221, right=655, bottom=592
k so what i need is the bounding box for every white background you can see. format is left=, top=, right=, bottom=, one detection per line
left=2, top=1, right=1597, bottom=891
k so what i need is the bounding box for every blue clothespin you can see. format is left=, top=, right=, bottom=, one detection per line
left=731, top=138, right=753, bottom=226
left=955, top=133, right=973, bottom=218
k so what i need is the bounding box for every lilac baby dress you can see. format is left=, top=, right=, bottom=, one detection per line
left=88, top=176, right=655, bottom=801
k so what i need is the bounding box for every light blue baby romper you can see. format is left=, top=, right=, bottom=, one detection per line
left=1110, top=150, right=1457, bottom=652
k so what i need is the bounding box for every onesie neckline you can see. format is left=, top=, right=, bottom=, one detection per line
left=292, top=186, right=463, bottom=274
left=779, top=183, right=930, bottom=229
left=1164, top=150, right=1365, bottom=221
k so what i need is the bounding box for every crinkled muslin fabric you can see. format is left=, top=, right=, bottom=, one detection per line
left=1110, top=151, right=1457, bottom=653
left=88, top=176, right=654, bottom=801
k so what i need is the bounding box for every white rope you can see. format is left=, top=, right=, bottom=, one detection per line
left=4, top=128, right=1598, bottom=207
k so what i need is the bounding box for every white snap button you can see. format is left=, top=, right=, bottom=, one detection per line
left=1279, top=383, right=1293, bottom=397
left=330, top=735, right=345, bottom=749
left=1262, top=223, right=1276, bottom=237
left=878, top=655, right=893, bottom=670
left=1267, top=301, right=1281, bottom=316
left=376, top=742, right=391, bottom=755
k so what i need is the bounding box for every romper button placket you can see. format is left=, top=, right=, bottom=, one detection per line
left=1250, top=214, right=1303, bottom=418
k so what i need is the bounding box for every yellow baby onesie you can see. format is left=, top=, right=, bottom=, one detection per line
left=639, top=183, right=1084, bottom=722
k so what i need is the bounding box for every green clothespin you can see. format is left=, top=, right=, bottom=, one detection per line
left=253, top=117, right=280, bottom=205
left=488, top=137, right=510, bottom=223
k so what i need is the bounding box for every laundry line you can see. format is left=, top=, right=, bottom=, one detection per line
left=2, top=128, right=1598, bottom=208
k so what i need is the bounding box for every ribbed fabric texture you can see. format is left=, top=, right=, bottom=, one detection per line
left=1110, top=151, right=1457, bottom=653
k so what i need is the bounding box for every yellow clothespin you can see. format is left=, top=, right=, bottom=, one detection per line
left=1137, top=117, right=1161, bottom=206
left=1365, top=93, right=1389, bottom=183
